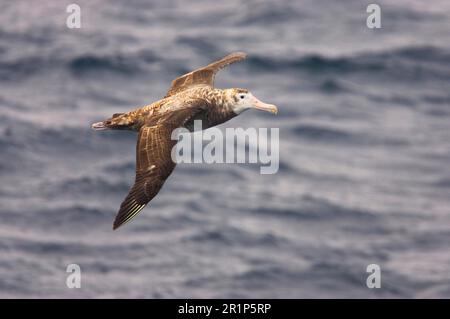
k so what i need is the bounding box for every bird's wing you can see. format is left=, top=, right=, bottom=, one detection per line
left=113, top=101, right=207, bottom=230
left=165, top=52, right=247, bottom=98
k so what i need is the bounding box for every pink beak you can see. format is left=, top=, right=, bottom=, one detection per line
left=251, top=96, right=278, bottom=114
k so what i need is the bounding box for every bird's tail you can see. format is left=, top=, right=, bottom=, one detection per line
left=91, top=121, right=108, bottom=130
left=91, top=113, right=135, bottom=131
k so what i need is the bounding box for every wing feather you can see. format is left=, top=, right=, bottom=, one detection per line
left=113, top=101, right=207, bottom=230
left=165, top=52, right=247, bottom=97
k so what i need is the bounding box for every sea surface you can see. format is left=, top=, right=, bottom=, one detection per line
left=1, top=0, right=450, bottom=298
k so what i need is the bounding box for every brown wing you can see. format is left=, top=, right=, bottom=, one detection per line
left=113, top=102, right=207, bottom=230
left=165, top=51, right=247, bottom=97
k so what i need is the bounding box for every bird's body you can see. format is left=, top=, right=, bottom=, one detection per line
left=99, top=86, right=238, bottom=132
left=92, top=52, right=277, bottom=230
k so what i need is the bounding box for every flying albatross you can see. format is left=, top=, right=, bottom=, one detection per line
left=92, top=52, right=278, bottom=230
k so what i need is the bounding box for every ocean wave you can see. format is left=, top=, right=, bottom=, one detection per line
left=1, top=205, right=112, bottom=232
left=422, top=93, right=450, bottom=105
left=69, top=55, right=140, bottom=75
left=431, top=178, right=450, bottom=188
left=2, top=45, right=449, bottom=82
left=233, top=264, right=302, bottom=282
left=0, top=56, right=47, bottom=81
left=176, top=36, right=219, bottom=55
left=0, top=49, right=159, bottom=80
left=68, top=49, right=157, bottom=76
left=367, top=93, right=418, bottom=106
left=45, top=176, right=131, bottom=196
left=319, top=79, right=351, bottom=94
left=0, top=117, right=135, bottom=152
left=186, top=226, right=287, bottom=247
left=131, top=214, right=201, bottom=232
left=291, top=123, right=409, bottom=146
left=247, top=45, right=450, bottom=80
left=252, top=196, right=378, bottom=222
left=235, top=2, right=304, bottom=26
left=292, top=124, right=355, bottom=143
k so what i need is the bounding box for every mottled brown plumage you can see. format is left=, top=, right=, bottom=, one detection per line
left=165, top=52, right=247, bottom=97
left=91, top=52, right=277, bottom=230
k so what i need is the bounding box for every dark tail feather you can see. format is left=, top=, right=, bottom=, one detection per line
left=91, top=114, right=135, bottom=131
left=91, top=121, right=108, bottom=130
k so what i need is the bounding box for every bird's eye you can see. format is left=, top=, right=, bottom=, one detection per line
left=240, top=95, right=245, bottom=99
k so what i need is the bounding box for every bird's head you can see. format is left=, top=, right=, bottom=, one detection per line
left=226, top=88, right=278, bottom=115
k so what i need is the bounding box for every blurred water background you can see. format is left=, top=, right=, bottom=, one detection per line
left=0, top=0, right=450, bottom=298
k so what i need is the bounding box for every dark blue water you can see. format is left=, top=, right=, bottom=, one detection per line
left=1, top=0, right=450, bottom=298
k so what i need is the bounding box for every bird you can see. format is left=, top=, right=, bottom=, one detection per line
left=91, top=52, right=278, bottom=230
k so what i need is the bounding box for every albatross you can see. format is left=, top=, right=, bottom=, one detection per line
left=91, top=52, right=278, bottom=230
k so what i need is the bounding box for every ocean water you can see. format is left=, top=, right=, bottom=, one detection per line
left=1, top=0, right=450, bottom=298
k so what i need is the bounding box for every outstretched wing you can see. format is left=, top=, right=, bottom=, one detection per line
left=113, top=101, right=207, bottom=230
left=165, top=51, right=247, bottom=98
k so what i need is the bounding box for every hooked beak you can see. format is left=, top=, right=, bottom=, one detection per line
left=251, top=96, right=278, bottom=114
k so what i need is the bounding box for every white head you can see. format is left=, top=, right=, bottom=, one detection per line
left=228, top=88, right=278, bottom=115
